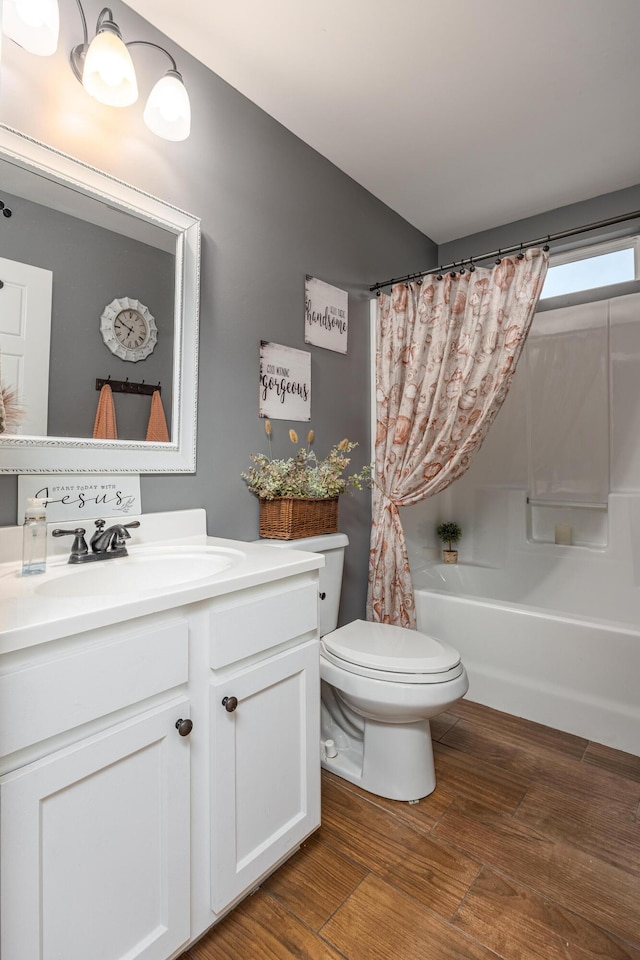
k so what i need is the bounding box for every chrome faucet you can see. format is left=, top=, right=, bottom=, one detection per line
left=90, top=519, right=140, bottom=554
left=53, top=519, right=141, bottom=563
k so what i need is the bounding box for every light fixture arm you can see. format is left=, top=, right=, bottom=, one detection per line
left=126, top=40, right=178, bottom=75
left=96, top=8, right=116, bottom=32
left=69, top=0, right=91, bottom=82
left=73, top=0, right=88, bottom=54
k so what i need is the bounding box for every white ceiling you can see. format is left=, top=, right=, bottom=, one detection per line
left=124, top=0, right=640, bottom=244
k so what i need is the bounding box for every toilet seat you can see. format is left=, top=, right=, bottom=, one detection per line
left=321, top=619, right=463, bottom=684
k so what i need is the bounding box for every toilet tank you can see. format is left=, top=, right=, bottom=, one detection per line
left=256, top=532, right=348, bottom=636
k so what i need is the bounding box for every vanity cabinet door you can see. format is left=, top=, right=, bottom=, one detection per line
left=0, top=699, right=191, bottom=960
left=210, top=639, right=320, bottom=913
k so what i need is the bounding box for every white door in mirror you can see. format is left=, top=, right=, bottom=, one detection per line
left=100, top=297, right=157, bottom=362
left=0, top=257, right=53, bottom=435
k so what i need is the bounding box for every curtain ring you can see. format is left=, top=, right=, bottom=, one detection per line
left=543, top=235, right=550, bottom=252
left=495, top=250, right=502, bottom=265
left=517, top=243, right=525, bottom=261
left=459, top=260, right=466, bottom=275
left=436, top=269, right=443, bottom=281
left=469, top=257, right=476, bottom=273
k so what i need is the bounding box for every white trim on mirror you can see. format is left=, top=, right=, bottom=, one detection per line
left=0, top=124, right=200, bottom=474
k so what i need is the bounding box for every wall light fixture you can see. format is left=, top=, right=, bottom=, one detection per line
left=2, top=0, right=192, bottom=141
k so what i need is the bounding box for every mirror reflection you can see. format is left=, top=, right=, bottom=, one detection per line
left=0, top=157, right=175, bottom=442
left=0, top=125, right=200, bottom=475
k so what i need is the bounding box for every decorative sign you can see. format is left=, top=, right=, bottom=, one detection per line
left=304, top=276, right=348, bottom=354
left=17, top=474, right=141, bottom=524
left=259, top=341, right=311, bottom=421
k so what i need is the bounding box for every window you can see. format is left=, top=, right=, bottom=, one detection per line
left=540, top=237, right=639, bottom=300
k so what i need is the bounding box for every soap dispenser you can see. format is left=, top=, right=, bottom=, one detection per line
left=22, top=497, right=47, bottom=575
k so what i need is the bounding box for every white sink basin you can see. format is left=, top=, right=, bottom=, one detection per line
left=35, top=546, right=245, bottom=599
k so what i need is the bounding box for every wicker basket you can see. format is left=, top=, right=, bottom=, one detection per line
left=259, top=496, right=339, bottom=540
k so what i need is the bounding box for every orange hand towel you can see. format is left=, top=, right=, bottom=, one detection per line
left=146, top=389, right=169, bottom=442
left=92, top=383, right=117, bottom=439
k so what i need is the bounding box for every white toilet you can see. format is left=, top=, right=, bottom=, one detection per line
left=261, top=532, right=468, bottom=802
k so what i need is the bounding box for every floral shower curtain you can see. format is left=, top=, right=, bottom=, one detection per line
left=367, top=248, right=548, bottom=628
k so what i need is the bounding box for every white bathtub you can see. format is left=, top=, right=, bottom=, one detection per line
left=413, top=558, right=640, bottom=756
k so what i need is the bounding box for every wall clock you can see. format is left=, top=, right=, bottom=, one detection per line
left=100, top=297, right=158, bottom=362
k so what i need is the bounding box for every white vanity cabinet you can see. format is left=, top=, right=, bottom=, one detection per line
left=210, top=640, right=319, bottom=912
left=0, top=533, right=322, bottom=960
left=0, top=614, right=192, bottom=960
left=209, top=577, right=320, bottom=914
left=207, top=577, right=320, bottom=913
left=1, top=700, right=192, bottom=960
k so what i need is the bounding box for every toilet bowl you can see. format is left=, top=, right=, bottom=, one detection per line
left=320, top=618, right=468, bottom=800
left=256, top=533, right=468, bottom=802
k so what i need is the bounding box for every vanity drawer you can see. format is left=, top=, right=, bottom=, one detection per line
left=209, top=580, right=318, bottom=669
left=0, top=618, right=189, bottom=757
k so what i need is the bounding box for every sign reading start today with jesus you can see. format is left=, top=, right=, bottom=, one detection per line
left=304, top=276, right=348, bottom=354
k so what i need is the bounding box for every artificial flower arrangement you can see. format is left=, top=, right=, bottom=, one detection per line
left=242, top=421, right=371, bottom=500
left=242, top=421, right=371, bottom=539
left=0, top=382, right=25, bottom=435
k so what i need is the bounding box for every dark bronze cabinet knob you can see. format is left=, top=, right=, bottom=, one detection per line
left=175, top=717, right=193, bottom=736
left=222, top=696, right=238, bottom=713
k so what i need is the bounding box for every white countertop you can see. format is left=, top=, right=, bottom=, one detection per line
left=0, top=509, right=323, bottom=654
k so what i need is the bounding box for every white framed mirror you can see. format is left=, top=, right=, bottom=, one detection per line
left=0, top=124, right=200, bottom=473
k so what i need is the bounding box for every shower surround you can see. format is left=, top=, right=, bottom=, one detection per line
left=412, top=491, right=640, bottom=755
left=404, top=290, right=640, bottom=756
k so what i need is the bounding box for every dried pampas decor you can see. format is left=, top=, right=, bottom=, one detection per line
left=0, top=383, right=26, bottom=434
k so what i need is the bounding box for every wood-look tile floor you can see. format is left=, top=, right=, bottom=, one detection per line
left=183, top=699, right=640, bottom=960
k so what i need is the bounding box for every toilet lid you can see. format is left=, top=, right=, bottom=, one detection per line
left=322, top=619, right=460, bottom=674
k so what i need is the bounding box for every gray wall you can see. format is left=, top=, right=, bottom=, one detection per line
left=0, top=192, right=174, bottom=440
left=438, top=183, right=640, bottom=268
left=0, top=0, right=435, bottom=624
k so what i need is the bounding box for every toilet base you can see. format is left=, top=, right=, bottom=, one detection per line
left=321, top=711, right=436, bottom=802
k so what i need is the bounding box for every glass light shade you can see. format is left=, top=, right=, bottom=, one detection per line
left=3, top=0, right=59, bottom=56
left=144, top=71, right=191, bottom=141
left=82, top=27, right=138, bottom=107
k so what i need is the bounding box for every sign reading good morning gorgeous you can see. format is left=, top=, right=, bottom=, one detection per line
left=304, top=276, right=348, bottom=354
left=259, top=341, right=311, bottom=421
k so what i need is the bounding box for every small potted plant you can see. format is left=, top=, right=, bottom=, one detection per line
left=436, top=521, right=461, bottom=564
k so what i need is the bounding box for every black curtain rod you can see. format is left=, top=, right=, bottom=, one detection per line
left=370, top=209, right=640, bottom=292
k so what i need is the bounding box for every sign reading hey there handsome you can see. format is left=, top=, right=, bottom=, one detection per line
left=17, top=475, right=141, bottom=524
left=259, top=341, right=311, bottom=421
left=304, top=276, right=348, bottom=354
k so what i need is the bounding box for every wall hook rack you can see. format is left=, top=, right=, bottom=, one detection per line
left=96, top=377, right=160, bottom=396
